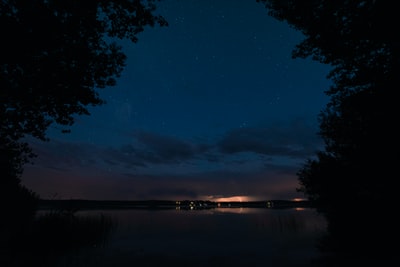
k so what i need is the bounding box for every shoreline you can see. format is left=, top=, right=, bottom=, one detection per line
left=37, top=199, right=313, bottom=211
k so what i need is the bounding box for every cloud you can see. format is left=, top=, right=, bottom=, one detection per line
left=23, top=127, right=314, bottom=201
left=217, top=121, right=323, bottom=158
left=129, top=130, right=210, bottom=164
left=102, top=146, right=147, bottom=168
left=26, top=131, right=211, bottom=172
left=27, top=120, right=323, bottom=178
left=28, top=139, right=100, bottom=170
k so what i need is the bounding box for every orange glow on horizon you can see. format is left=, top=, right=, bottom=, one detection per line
left=292, top=198, right=306, bottom=202
left=212, top=195, right=252, bottom=202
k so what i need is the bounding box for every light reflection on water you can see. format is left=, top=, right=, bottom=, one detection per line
left=71, top=208, right=327, bottom=267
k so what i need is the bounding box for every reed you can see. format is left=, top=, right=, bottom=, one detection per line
left=1, top=209, right=117, bottom=267
left=35, top=210, right=116, bottom=249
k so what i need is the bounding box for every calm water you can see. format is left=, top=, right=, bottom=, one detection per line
left=56, top=207, right=327, bottom=267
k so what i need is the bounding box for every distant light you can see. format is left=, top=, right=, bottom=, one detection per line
left=213, top=195, right=252, bottom=202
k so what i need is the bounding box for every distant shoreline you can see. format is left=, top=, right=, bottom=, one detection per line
left=38, top=199, right=313, bottom=211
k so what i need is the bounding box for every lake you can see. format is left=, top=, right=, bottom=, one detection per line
left=55, top=207, right=327, bottom=267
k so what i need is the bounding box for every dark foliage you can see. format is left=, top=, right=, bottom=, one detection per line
left=1, top=0, right=167, bottom=162
left=1, top=2, right=167, bottom=260
left=1, top=0, right=167, bottom=204
left=258, top=0, right=397, bottom=262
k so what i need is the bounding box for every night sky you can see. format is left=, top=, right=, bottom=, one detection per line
left=21, top=0, right=331, bottom=201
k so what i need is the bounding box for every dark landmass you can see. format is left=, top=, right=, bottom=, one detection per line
left=38, top=199, right=313, bottom=211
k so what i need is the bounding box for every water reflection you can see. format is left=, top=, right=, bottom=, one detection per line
left=72, top=207, right=327, bottom=267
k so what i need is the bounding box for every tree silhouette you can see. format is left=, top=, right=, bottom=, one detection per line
left=258, top=0, right=397, bottom=262
left=1, top=0, right=167, bottom=217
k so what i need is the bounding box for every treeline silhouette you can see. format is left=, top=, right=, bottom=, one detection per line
left=1, top=1, right=166, bottom=266
left=0, top=2, right=167, bottom=217
left=258, top=0, right=397, bottom=265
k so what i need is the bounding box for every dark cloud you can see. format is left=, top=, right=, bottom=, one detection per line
left=28, top=138, right=146, bottom=171
left=28, top=121, right=322, bottom=175
left=217, top=121, right=323, bottom=158
left=102, top=146, right=147, bottom=168
left=27, top=132, right=210, bottom=171
left=131, top=130, right=209, bottom=164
